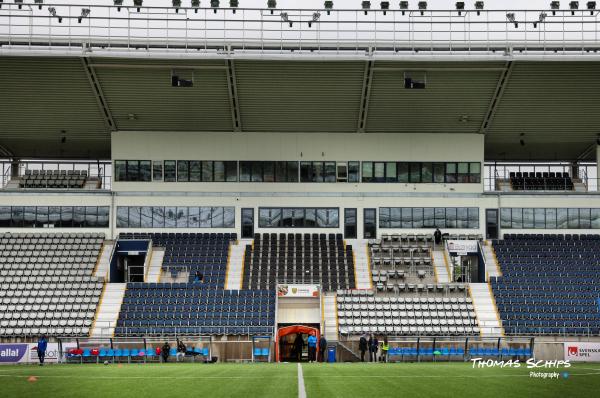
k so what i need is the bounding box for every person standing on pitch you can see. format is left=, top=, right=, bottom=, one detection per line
left=369, top=334, right=379, bottom=362
left=307, top=332, right=317, bottom=363
left=359, top=333, right=368, bottom=362
left=176, top=340, right=186, bottom=362
left=380, top=336, right=389, bottom=363
left=318, top=334, right=327, bottom=362
left=37, top=336, right=48, bottom=366
left=293, top=334, right=304, bottom=362
left=161, top=341, right=171, bottom=363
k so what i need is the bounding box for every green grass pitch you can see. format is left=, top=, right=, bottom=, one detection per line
left=1, top=362, right=599, bottom=398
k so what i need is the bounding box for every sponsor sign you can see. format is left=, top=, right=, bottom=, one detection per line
left=447, top=240, right=479, bottom=255
left=277, top=284, right=320, bottom=298
left=0, top=344, right=29, bottom=363
left=564, top=342, right=600, bottom=362
left=28, top=343, right=76, bottom=363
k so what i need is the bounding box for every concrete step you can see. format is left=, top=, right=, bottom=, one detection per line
left=146, top=248, right=164, bottom=283
left=226, top=240, right=250, bottom=290
left=323, top=293, right=338, bottom=342
left=347, top=239, right=372, bottom=289
left=432, top=247, right=450, bottom=283
left=90, top=283, right=127, bottom=338
left=94, top=241, right=114, bottom=280
left=469, top=283, right=503, bottom=337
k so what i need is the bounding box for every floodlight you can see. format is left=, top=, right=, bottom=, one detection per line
left=456, top=2, right=464, bottom=15
left=551, top=1, right=560, bottom=14
left=192, top=0, right=200, bottom=13
left=475, top=1, right=483, bottom=15
left=534, top=12, right=546, bottom=27
left=399, top=1, right=408, bottom=15
left=15, top=0, right=22, bottom=9
left=172, top=0, right=181, bottom=13
left=230, top=0, right=238, bottom=13
left=78, top=8, right=90, bottom=23
left=381, top=2, right=390, bottom=15
left=362, top=1, right=371, bottom=15
left=308, top=12, right=320, bottom=27
left=35, top=0, right=43, bottom=10
left=507, top=12, right=518, bottom=28
left=211, top=0, right=219, bottom=13
left=570, top=1, right=579, bottom=13
left=325, top=1, right=333, bottom=14
left=268, top=0, right=276, bottom=14
left=587, top=1, right=596, bottom=14
left=134, top=0, right=143, bottom=12
left=418, top=1, right=426, bottom=14
left=48, top=7, right=62, bottom=23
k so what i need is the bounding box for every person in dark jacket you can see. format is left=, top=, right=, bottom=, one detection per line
left=37, top=336, right=48, bottom=366
left=176, top=340, right=186, bottom=362
left=368, top=334, right=379, bottom=362
left=359, top=334, right=368, bottom=362
left=293, top=334, right=304, bottom=362
left=161, top=342, right=171, bottom=363
left=434, top=228, right=442, bottom=245
left=318, top=335, right=327, bottom=362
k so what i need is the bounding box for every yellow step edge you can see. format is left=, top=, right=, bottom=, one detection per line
left=89, top=282, right=107, bottom=338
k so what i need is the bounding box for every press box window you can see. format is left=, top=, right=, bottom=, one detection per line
left=404, top=71, right=426, bottom=89
left=171, top=69, right=194, bottom=87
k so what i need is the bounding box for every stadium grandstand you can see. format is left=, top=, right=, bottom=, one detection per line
left=1, top=0, right=600, bottom=397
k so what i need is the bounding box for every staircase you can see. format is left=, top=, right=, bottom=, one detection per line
left=145, top=248, right=164, bottom=283
left=226, top=240, right=249, bottom=290
left=469, top=283, right=504, bottom=337
left=482, top=242, right=502, bottom=278
left=347, top=239, right=372, bottom=289
left=322, top=293, right=338, bottom=342
left=432, top=247, right=450, bottom=283
left=94, top=241, right=114, bottom=279
left=90, top=283, right=127, bottom=338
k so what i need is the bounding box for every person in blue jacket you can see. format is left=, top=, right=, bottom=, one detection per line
left=37, top=336, right=48, bottom=366
left=307, top=332, right=317, bottom=363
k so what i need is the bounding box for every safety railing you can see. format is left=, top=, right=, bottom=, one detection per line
left=1, top=3, right=600, bottom=56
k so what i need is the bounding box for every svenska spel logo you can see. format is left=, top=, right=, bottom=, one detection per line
left=567, top=347, right=578, bottom=356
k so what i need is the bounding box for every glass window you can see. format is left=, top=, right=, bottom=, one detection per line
left=153, top=161, right=163, bottom=181
left=327, top=209, right=339, bottom=227
left=211, top=207, right=224, bottom=227
left=433, top=163, right=445, bottom=183
left=568, top=208, right=580, bottom=229
left=409, top=163, right=421, bottom=183
left=292, top=208, right=305, bottom=227
left=188, top=207, right=200, bottom=228
left=177, top=161, right=189, bottom=182
left=305, top=209, right=316, bottom=227
left=35, top=206, right=48, bottom=227
left=98, top=207, right=110, bottom=228
left=534, top=208, right=545, bottom=229
left=287, top=161, right=299, bottom=182
left=457, top=162, right=470, bottom=183
left=300, top=162, right=312, bottom=182
left=164, top=161, right=176, bottom=182
left=316, top=209, right=328, bottom=227
left=446, top=163, right=457, bottom=183
left=388, top=208, right=400, bottom=228
left=74, top=206, right=86, bottom=227
left=127, top=207, right=140, bottom=228
left=379, top=207, right=390, bottom=228
left=457, top=208, right=469, bottom=228
left=201, top=161, right=212, bottom=182
left=413, top=208, right=424, bottom=228
left=423, top=208, right=435, bottom=228
left=434, top=208, right=446, bottom=228
left=0, top=206, right=10, bottom=227
left=152, top=207, right=165, bottom=228
left=141, top=207, right=153, bottom=228
left=61, top=206, right=73, bottom=228
left=140, top=161, right=152, bottom=182
left=545, top=208, right=557, bottom=229
left=362, top=162, right=373, bottom=182
left=580, top=208, right=591, bottom=229
left=10, top=207, right=23, bottom=228
left=45, top=206, right=57, bottom=227
left=385, top=162, right=397, bottom=183
left=23, top=207, right=36, bottom=228
left=374, top=162, right=385, bottom=183
left=224, top=207, right=235, bottom=227
left=239, top=161, right=251, bottom=182
left=263, top=161, right=275, bottom=183
left=313, top=162, right=324, bottom=182
left=421, top=163, right=433, bottom=183
left=522, top=208, right=534, bottom=229
left=469, top=162, right=481, bottom=183
left=282, top=209, right=293, bottom=227
left=275, top=162, right=286, bottom=182
left=127, top=161, right=139, bottom=182
left=199, top=207, right=211, bottom=228
left=591, top=209, right=600, bottom=229
left=225, top=161, right=238, bottom=182
left=190, top=161, right=202, bottom=182
left=324, top=162, right=336, bottom=183
left=557, top=208, right=568, bottom=229
left=214, top=161, right=225, bottom=182
left=176, top=207, right=188, bottom=228
left=398, top=163, right=409, bottom=183
left=468, top=208, right=479, bottom=229
left=401, top=208, right=412, bottom=228
left=251, top=162, right=263, bottom=182
left=500, top=208, right=511, bottom=228
left=348, top=161, right=360, bottom=183
left=446, top=207, right=457, bottom=228
left=115, top=160, right=127, bottom=182
left=164, top=207, right=176, bottom=228
left=116, top=207, right=128, bottom=228
left=511, top=208, right=523, bottom=229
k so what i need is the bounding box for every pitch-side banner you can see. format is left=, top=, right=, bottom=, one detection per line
left=564, top=342, right=600, bottom=361
left=277, top=284, right=320, bottom=298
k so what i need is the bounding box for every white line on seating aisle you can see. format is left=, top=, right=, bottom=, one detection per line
left=297, top=363, right=307, bottom=398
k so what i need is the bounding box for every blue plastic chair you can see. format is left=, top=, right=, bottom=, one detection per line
left=253, top=348, right=262, bottom=357
left=202, top=348, right=209, bottom=356
left=99, top=349, right=107, bottom=357
left=122, top=349, right=130, bottom=357
left=261, top=348, right=269, bottom=356
left=83, top=349, right=91, bottom=357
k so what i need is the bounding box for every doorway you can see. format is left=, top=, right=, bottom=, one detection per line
left=276, top=324, right=320, bottom=362
left=486, top=209, right=499, bottom=240
left=363, top=208, right=376, bottom=239
left=344, top=208, right=357, bottom=239
left=241, top=208, right=254, bottom=239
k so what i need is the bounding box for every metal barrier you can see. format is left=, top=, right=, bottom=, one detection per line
left=1, top=3, right=600, bottom=57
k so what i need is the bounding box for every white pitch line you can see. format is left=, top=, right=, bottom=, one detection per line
left=297, top=363, right=307, bottom=398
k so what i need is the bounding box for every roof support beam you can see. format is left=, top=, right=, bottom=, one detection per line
left=0, top=143, right=14, bottom=158
left=81, top=57, right=117, bottom=132
left=479, top=61, right=514, bottom=134
left=225, top=59, right=242, bottom=132
left=357, top=60, right=374, bottom=133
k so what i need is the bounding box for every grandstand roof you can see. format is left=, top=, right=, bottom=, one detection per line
left=1, top=55, right=598, bottom=161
